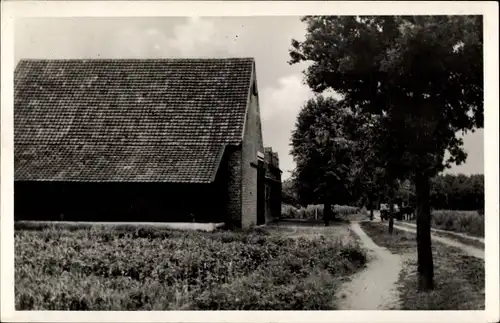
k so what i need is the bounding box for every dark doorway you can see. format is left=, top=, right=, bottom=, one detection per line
left=257, top=159, right=266, bottom=225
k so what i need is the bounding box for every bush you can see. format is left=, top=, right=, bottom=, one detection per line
left=280, top=204, right=360, bottom=220
left=15, top=225, right=366, bottom=310
left=430, top=210, right=484, bottom=237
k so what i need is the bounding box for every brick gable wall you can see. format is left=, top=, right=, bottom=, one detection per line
left=240, top=79, right=264, bottom=228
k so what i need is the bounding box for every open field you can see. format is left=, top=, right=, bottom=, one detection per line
left=360, top=221, right=485, bottom=310
left=15, top=222, right=366, bottom=310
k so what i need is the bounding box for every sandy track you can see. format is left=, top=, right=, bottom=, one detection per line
left=391, top=223, right=484, bottom=260
left=371, top=213, right=484, bottom=259
left=336, top=222, right=403, bottom=310
left=395, top=221, right=485, bottom=244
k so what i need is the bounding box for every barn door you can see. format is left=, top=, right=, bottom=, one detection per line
left=257, top=157, right=266, bottom=225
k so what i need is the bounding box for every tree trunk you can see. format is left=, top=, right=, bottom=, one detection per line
left=388, top=199, right=394, bottom=234
left=387, top=185, right=395, bottom=234
left=324, top=202, right=331, bottom=226
left=369, top=194, right=374, bottom=221
left=416, top=172, right=434, bottom=291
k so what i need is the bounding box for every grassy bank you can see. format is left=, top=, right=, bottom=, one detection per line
left=395, top=221, right=484, bottom=250
left=15, top=224, right=366, bottom=310
left=359, top=222, right=484, bottom=310
left=409, top=210, right=484, bottom=237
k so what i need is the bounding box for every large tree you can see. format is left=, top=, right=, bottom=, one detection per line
left=347, top=112, right=403, bottom=224
left=290, top=95, right=357, bottom=225
left=289, top=16, right=483, bottom=290
left=281, top=178, right=299, bottom=206
left=430, top=173, right=484, bottom=210
left=346, top=113, right=378, bottom=219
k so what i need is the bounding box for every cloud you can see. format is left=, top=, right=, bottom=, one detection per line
left=166, top=17, right=243, bottom=57
left=167, top=17, right=216, bottom=55
left=260, top=74, right=314, bottom=179
left=109, top=27, right=171, bottom=58
left=443, top=129, right=484, bottom=175
left=260, top=74, right=314, bottom=121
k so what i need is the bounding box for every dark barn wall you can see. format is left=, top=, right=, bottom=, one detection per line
left=264, top=177, right=282, bottom=222
left=14, top=181, right=226, bottom=223
left=223, top=145, right=243, bottom=228
left=263, top=148, right=282, bottom=222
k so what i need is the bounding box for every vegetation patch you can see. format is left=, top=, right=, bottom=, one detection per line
left=360, top=222, right=484, bottom=310
left=15, top=224, right=367, bottom=310
left=427, top=210, right=484, bottom=237
left=280, top=204, right=362, bottom=221
left=396, top=221, right=484, bottom=250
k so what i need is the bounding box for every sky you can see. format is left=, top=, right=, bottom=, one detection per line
left=14, top=16, right=484, bottom=179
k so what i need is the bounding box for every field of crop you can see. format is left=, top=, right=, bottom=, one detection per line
left=281, top=204, right=361, bottom=220
left=15, top=223, right=367, bottom=310
left=409, top=210, right=484, bottom=237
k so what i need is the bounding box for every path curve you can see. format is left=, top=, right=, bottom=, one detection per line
left=391, top=223, right=484, bottom=260
left=336, top=222, right=403, bottom=310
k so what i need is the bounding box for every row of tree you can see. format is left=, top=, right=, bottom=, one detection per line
left=282, top=173, right=484, bottom=212
left=287, top=16, right=483, bottom=291
left=430, top=174, right=484, bottom=211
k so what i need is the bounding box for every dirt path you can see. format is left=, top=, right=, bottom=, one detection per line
left=371, top=214, right=484, bottom=259
left=395, top=221, right=485, bottom=244
left=391, top=223, right=484, bottom=260
left=336, top=222, right=403, bottom=310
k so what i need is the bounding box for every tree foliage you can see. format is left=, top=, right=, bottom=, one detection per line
left=290, top=95, right=357, bottom=208
left=281, top=178, right=299, bottom=206
left=290, top=15, right=483, bottom=176
left=430, top=173, right=484, bottom=210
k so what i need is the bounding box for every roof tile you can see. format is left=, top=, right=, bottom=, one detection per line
left=14, top=58, right=254, bottom=183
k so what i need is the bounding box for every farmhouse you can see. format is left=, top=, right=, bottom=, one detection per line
left=14, top=58, right=281, bottom=228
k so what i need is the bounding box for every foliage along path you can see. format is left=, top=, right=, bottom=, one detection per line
left=336, top=222, right=404, bottom=310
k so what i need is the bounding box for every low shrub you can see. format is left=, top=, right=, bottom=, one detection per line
left=280, top=204, right=360, bottom=220
left=430, top=210, right=484, bottom=237
left=15, top=225, right=366, bottom=310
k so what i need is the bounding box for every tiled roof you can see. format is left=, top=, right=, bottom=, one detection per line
left=14, top=58, right=255, bottom=183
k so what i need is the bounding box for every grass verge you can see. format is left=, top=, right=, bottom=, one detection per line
left=359, top=221, right=484, bottom=310
left=15, top=223, right=366, bottom=310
